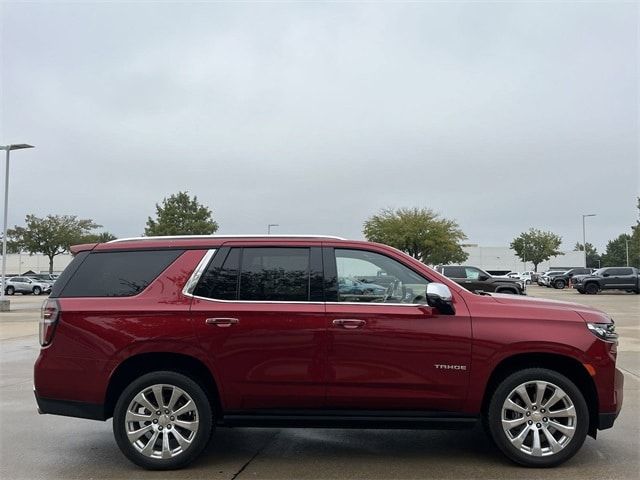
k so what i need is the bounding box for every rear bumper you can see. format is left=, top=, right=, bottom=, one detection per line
left=34, top=390, right=105, bottom=421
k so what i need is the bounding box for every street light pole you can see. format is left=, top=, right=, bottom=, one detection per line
left=1, top=144, right=34, bottom=311
left=581, top=214, right=596, bottom=268
left=626, top=239, right=630, bottom=267
left=267, top=224, right=279, bottom=235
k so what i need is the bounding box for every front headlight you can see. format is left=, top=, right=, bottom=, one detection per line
left=587, top=322, right=618, bottom=343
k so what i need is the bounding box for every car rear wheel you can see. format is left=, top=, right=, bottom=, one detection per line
left=487, top=368, right=588, bottom=467
left=33, top=286, right=42, bottom=295
left=553, top=280, right=566, bottom=289
left=585, top=283, right=599, bottom=295
left=5, top=286, right=14, bottom=295
left=113, top=371, right=213, bottom=470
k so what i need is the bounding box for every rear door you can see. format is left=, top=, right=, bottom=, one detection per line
left=190, top=245, right=327, bottom=410
left=608, top=268, right=635, bottom=288
left=324, top=246, right=472, bottom=411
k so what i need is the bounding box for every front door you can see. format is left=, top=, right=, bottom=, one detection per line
left=190, top=246, right=327, bottom=410
left=324, top=247, right=472, bottom=411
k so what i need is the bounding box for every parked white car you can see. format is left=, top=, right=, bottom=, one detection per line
left=4, top=276, right=52, bottom=296
left=506, top=271, right=535, bottom=284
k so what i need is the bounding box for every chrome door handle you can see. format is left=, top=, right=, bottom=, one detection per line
left=333, top=319, right=366, bottom=329
left=206, top=318, right=239, bottom=327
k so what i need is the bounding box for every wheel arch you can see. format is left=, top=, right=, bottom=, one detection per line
left=104, top=352, right=222, bottom=420
left=480, top=352, right=599, bottom=438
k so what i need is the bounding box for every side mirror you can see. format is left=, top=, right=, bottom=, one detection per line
left=603, top=273, right=610, bottom=277
left=426, top=283, right=455, bottom=315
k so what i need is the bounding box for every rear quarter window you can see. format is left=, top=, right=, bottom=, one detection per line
left=56, top=250, right=184, bottom=297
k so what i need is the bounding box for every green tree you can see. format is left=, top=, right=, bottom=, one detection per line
left=601, top=233, right=634, bottom=267
left=0, top=233, right=21, bottom=254
left=145, top=191, right=218, bottom=236
left=363, top=207, right=468, bottom=265
left=574, top=242, right=601, bottom=268
left=80, top=231, right=118, bottom=243
left=600, top=198, right=640, bottom=268
left=8, top=215, right=101, bottom=272
left=510, top=229, right=563, bottom=272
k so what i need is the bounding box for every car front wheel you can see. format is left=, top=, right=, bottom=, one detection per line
left=487, top=368, right=588, bottom=467
left=585, top=283, right=599, bottom=295
left=113, top=371, right=213, bottom=470
left=33, top=286, right=42, bottom=295
left=553, top=280, right=566, bottom=289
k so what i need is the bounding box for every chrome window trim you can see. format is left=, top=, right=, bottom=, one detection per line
left=184, top=292, right=426, bottom=308
left=182, top=249, right=217, bottom=297
left=181, top=247, right=431, bottom=307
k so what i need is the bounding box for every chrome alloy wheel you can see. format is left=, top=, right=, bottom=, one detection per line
left=125, top=384, right=199, bottom=459
left=501, top=381, right=577, bottom=457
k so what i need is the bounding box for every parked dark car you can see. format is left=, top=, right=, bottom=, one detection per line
left=550, top=268, right=594, bottom=290
left=34, top=236, right=622, bottom=470
left=574, top=267, right=640, bottom=294
left=437, top=265, right=525, bottom=294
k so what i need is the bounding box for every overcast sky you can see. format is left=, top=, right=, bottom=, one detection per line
left=1, top=1, right=638, bottom=252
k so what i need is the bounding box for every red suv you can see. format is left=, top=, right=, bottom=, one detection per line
left=34, top=235, right=623, bottom=470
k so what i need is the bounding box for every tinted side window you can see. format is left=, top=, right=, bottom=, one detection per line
left=239, top=248, right=310, bottom=301
left=444, top=266, right=466, bottom=278
left=193, top=248, right=240, bottom=300
left=59, top=250, right=184, bottom=297
left=609, top=268, right=632, bottom=275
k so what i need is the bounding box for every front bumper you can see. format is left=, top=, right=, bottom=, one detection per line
left=598, top=367, right=624, bottom=430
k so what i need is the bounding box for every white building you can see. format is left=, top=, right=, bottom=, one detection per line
left=462, top=244, right=585, bottom=273
left=1, top=253, right=73, bottom=275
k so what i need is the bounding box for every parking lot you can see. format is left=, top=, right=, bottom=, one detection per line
left=0, top=287, right=638, bottom=479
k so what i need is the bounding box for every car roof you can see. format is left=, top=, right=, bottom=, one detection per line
left=71, top=235, right=379, bottom=253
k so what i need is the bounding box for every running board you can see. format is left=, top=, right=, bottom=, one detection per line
left=220, top=410, right=478, bottom=430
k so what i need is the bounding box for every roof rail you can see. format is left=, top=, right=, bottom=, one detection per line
left=107, top=234, right=347, bottom=243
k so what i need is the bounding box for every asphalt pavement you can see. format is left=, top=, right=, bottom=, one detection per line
left=0, top=288, right=638, bottom=479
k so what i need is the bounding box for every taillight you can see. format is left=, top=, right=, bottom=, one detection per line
left=40, top=299, right=60, bottom=346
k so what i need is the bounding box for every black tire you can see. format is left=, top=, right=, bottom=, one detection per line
left=487, top=368, right=589, bottom=468
left=496, top=288, right=518, bottom=295
left=584, top=283, right=599, bottom=295
left=553, top=280, right=566, bottom=289
left=5, top=286, right=14, bottom=296
left=577, top=289, right=585, bottom=294
left=113, top=371, right=213, bottom=470
left=33, top=286, right=42, bottom=296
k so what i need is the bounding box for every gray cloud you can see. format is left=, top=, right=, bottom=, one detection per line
left=2, top=1, right=638, bottom=252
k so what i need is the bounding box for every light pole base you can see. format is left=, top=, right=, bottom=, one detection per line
left=0, top=299, right=9, bottom=312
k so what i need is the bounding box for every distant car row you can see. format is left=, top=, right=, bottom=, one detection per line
left=537, top=267, right=639, bottom=294
left=436, top=264, right=638, bottom=296
left=3, top=274, right=58, bottom=296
